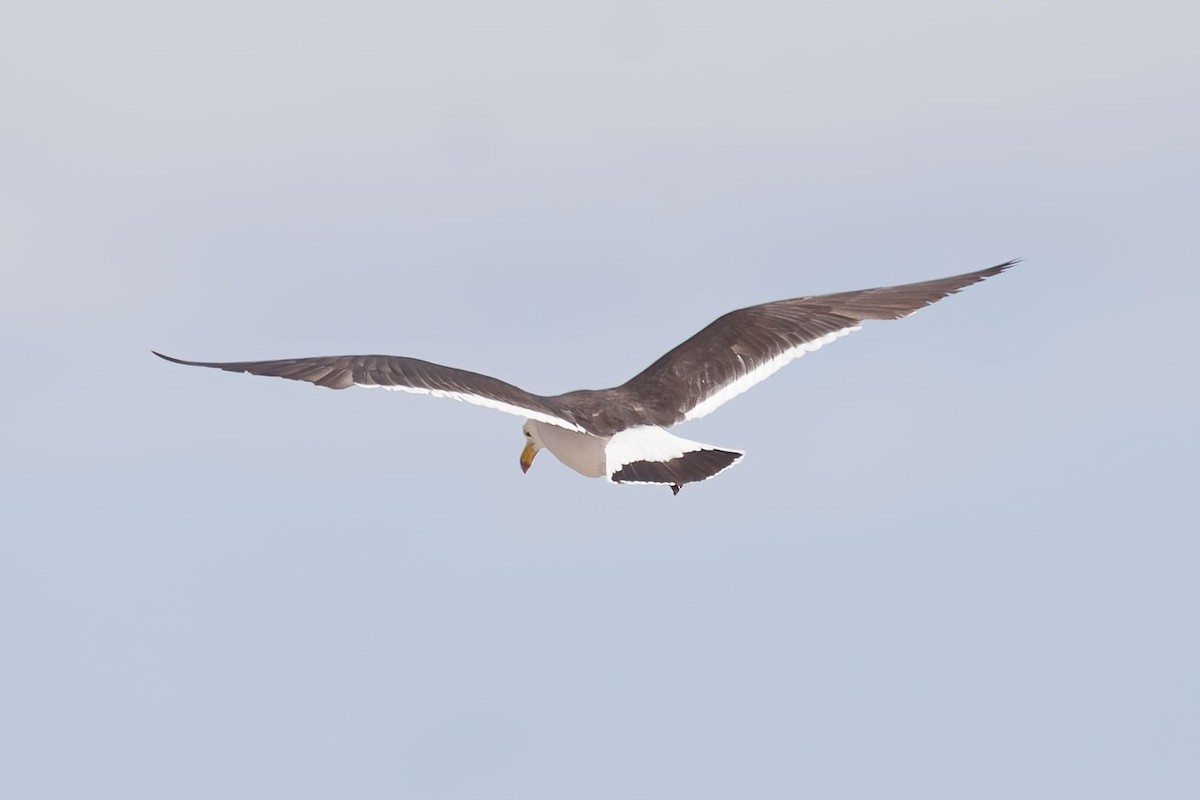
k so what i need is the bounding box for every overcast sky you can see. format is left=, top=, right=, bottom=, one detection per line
left=2, top=1, right=1198, bottom=798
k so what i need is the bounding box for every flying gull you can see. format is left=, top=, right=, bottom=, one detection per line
left=155, top=260, right=1014, bottom=494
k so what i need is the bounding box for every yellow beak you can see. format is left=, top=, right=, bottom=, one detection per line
left=520, top=442, right=538, bottom=473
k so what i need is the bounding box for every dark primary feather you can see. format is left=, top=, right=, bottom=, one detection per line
left=154, top=260, right=1015, bottom=436
left=151, top=351, right=582, bottom=428
left=596, top=260, right=1018, bottom=429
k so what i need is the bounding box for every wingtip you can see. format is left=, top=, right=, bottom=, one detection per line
left=152, top=350, right=187, bottom=365
left=964, top=259, right=1020, bottom=285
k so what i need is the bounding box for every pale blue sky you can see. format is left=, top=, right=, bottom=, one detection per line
left=2, top=2, right=1198, bottom=798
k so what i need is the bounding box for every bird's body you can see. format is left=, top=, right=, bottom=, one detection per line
left=521, top=421, right=743, bottom=495
left=156, top=261, right=1015, bottom=493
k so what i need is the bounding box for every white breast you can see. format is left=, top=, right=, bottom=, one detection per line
left=529, top=421, right=609, bottom=478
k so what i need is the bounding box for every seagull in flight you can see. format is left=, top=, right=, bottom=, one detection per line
left=156, top=260, right=1015, bottom=494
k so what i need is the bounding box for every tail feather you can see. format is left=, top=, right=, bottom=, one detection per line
left=605, top=427, right=744, bottom=492
left=610, top=448, right=743, bottom=491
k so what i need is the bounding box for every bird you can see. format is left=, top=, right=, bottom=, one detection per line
left=155, top=260, right=1015, bottom=494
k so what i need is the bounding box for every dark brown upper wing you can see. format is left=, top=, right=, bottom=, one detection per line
left=606, top=260, right=1016, bottom=428
left=152, top=351, right=588, bottom=432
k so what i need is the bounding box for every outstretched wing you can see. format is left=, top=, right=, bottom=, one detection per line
left=152, top=352, right=587, bottom=432
left=616, top=260, right=1016, bottom=427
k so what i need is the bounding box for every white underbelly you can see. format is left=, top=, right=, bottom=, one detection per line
left=532, top=422, right=609, bottom=478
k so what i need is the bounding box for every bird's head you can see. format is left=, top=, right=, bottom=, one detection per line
left=520, top=421, right=544, bottom=473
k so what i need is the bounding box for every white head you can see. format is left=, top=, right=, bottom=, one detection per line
left=520, top=420, right=544, bottom=473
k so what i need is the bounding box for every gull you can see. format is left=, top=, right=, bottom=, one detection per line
left=155, top=260, right=1014, bottom=493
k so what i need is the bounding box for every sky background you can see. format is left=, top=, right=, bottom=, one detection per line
left=3, top=1, right=1198, bottom=798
